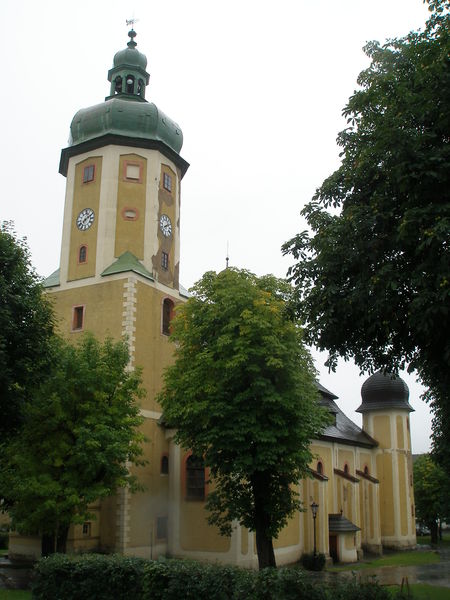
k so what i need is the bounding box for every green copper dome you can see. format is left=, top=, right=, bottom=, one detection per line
left=69, top=98, right=183, bottom=153
left=60, top=29, right=188, bottom=176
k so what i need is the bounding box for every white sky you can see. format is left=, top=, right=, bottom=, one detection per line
left=0, top=0, right=433, bottom=452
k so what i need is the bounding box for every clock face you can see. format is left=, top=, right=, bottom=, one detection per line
left=76, top=208, right=95, bottom=231
left=159, top=214, right=172, bottom=237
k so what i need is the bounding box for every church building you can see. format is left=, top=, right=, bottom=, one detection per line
left=9, top=31, right=416, bottom=566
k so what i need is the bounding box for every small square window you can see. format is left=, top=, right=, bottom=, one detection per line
left=161, top=252, right=169, bottom=271
left=72, top=305, right=85, bottom=331
left=83, top=165, right=95, bottom=183
left=82, top=522, right=91, bottom=536
left=125, top=163, right=141, bottom=181
left=163, top=172, right=172, bottom=192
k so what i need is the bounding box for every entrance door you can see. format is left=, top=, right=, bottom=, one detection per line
left=329, top=534, right=338, bottom=563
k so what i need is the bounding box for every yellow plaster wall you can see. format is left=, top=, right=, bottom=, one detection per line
left=134, top=282, right=180, bottom=412
left=398, top=453, right=408, bottom=536
left=115, top=154, right=147, bottom=259
left=274, top=510, right=300, bottom=548
left=369, top=485, right=374, bottom=538
left=377, top=453, right=394, bottom=536
left=345, top=533, right=355, bottom=550
left=128, top=418, right=170, bottom=548
left=241, top=527, right=248, bottom=555
left=179, top=502, right=230, bottom=553
left=68, top=157, right=102, bottom=281
left=396, top=416, right=405, bottom=450
left=49, top=280, right=124, bottom=340
left=373, top=416, right=391, bottom=449
left=337, top=449, right=354, bottom=471
left=153, top=164, right=177, bottom=288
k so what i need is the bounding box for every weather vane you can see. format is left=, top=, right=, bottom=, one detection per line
left=126, top=17, right=139, bottom=29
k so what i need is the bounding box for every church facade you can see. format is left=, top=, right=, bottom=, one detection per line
left=9, top=31, right=416, bottom=566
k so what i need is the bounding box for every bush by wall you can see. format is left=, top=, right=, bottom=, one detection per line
left=32, top=553, right=147, bottom=600
left=300, top=552, right=326, bottom=571
left=32, top=554, right=396, bottom=600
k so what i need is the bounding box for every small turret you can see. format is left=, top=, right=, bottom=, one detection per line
left=358, top=371, right=416, bottom=550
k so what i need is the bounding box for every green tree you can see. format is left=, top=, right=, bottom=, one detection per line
left=414, top=454, right=450, bottom=543
left=283, top=1, right=450, bottom=469
left=0, top=222, right=55, bottom=437
left=158, top=269, right=327, bottom=569
left=0, top=333, right=146, bottom=555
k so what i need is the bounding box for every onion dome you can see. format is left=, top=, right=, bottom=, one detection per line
left=112, top=29, right=148, bottom=71
left=356, top=371, right=414, bottom=413
left=59, top=29, right=187, bottom=177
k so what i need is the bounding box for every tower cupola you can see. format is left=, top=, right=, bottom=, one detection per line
left=356, top=371, right=414, bottom=413
left=107, top=29, right=150, bottom=100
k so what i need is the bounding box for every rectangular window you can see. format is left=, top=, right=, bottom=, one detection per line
left=82, top=522, right=91, bottom=536
left=124, top=162, right=142, bottom=182
left=72, top=305, right=85, bottom=331
left=161, top=251, right=169, bottom=271
left=163, top=172, right=172, bottom=192
left=83, top=165, right=95, bottom=183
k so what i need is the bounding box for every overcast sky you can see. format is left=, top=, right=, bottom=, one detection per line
left=0, top=0, right=434, bottom=452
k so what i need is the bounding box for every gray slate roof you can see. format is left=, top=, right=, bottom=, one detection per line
left=316, top=383, right=377, bottom=449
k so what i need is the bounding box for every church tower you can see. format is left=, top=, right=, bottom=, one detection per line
left=44, top=29, right=189, bottom=557
left=357, top=372, right=416, bottom=550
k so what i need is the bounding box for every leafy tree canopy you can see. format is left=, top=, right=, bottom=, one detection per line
left=158, top=269, right=328, bottom=569
left=414, top=454, right=450, bottom=543
left=0, top=222, right=55, bottom=437
left=283, top=1, right=449, bottom=466
left=0, top=333, right=146, bottom=553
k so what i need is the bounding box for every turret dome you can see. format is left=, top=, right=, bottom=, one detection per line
left=356, top=371, right=414, bottom=413
left=113, top=43, right=148, bottom=71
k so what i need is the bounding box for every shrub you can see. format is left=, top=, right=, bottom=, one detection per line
left=32, top=553, right=147, bottom=600
left=31, top=553, right=396, bottom=600
left=331, top=577, right=391, bottom=600
left=301, top=552, right=326, bottom=571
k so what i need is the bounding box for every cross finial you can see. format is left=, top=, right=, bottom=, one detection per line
left=126, top=18, right=139, bottom=28
left=226, top=241, right=229, bottom=269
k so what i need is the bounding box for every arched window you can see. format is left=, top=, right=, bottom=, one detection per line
left=160, top=455, right=169, bottom=475
left=186, top=455, right=205, bottom=500
left=162, top=298, right=175, bottom=335
left=317, top=461, right=323, bottom=475
left=364, top=465, right=369, bottom=476
left=137, top=79, right=144, bottom=96
left=114, top=76, right=122, bottom=93
left=343, top=463, right=349, bottom=475
left=78, top=245, right=87, bottom=264
left=126, top=74, right=135, bottom=94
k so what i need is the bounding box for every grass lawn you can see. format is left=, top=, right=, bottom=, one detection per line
left=417, top=532, right=450, bottom=548
left=328, top=549, right=440, bottom=572
left=0, top=592, right=31, bottom=600
left=388, top=583, right=450, bottom=599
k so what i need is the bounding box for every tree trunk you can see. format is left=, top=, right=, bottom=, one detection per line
left=56, top=525, right=69, bottom=553
left=430, top=520, right=439, bottom=544
left=252, top=471, right=277, bottom=570
left=41, top=533, right=55, bottom=557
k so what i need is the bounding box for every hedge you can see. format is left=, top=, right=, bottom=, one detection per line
left=32, top=554, right=398, bottom=600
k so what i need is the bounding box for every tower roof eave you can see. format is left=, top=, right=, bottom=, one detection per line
left=59, top=133, right=189, bottom=178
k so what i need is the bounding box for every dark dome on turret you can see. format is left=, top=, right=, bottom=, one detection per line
left=356, top=371, right=414, bottom=413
